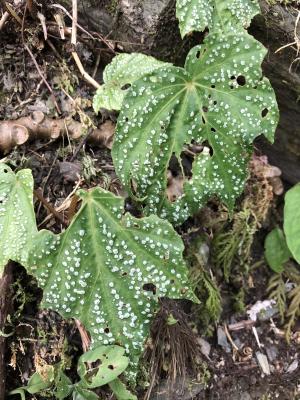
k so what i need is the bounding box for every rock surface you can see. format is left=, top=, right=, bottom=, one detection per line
left=250, top=2, right=300, bottom=184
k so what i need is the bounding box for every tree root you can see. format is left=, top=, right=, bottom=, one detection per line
left=0, top=111, right=115, bottom=153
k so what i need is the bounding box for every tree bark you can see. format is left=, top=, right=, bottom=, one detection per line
left=0, top=263, right=14, bottom=400
left=251, top=1, right=300, bottom=184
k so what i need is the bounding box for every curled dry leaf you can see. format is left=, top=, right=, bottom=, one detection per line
left=0, top=111, right=115, bottom=152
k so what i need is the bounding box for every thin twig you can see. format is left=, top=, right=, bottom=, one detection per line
left=75, top=320, right=90, bottom=352
left=92, top=52, right=101, bottom=78
left=0, top=11, right=9, bottom=30
left=71, top=0, right=77, bottom=46
left=275, top=10, right=300, bottom=55
left=20, top=3, right=61, bottom=114
left=70, top=0, right=100, bottom=89
left=228, top=320, right=255, bottom=331
left=24, top=44, right=61, bottom=113
left=50, top=3, right=95, bottom=40
left=72, top=51, right=101, bottom=89
left=224, top=324, right=239, bottom=352
left=34, top=188, right=67, bottom=226
left=4, top=2, right=22, bottom=25
left=37, top=11, right=47, bottom=40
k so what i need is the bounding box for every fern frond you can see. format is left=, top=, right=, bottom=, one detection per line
left=285, top=284, right=300, bottom=341
left=201, top=271, right=222, bottom=322
left=267, top=273, right=286, bottom=323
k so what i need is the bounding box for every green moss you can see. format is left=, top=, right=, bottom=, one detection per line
left=106, top=0, right=119, bottom=15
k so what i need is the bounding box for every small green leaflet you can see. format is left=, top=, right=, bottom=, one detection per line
left=176, top=0, right=260, bottom=37
left=284, top=184, right=300, bottom=264
left=28, top=188, right=197, bottom=378
left=93, top=53, right=169, bottom=112
left=77, top=346, right=129, bottom=388
left=264, top=228, right=291, bottom=273
left=112, top=30, right=279, bottom=225
left=0, top=164, right=37, bottom=277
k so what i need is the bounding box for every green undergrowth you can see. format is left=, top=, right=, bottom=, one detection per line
left=265, top=184, right=300, bottom=340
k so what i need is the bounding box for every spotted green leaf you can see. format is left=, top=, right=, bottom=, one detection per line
left=93, top=53, right=170, bottom=112
left=112, top=31, right=279, bottom=225
left=284, top=184, right=300, bottom=264
left=0, top=164, right=37, bottom=276
left=27, top=188, right=197, bottom=378
left=176, top=0, right=260, bottom=37
left=264, top=228, right=291, bottom=273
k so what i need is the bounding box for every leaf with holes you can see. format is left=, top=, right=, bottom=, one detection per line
left=77, top=345, right=129, bottom=388
left=176, top=0, right=260, bottom=37
left=0, top=164, right=37, bottom=276
left=27, top=187, right=197, bottom=379
left=284, top=184, right=300, bottom=264
left=112, top=31, right=279, bottom=225
left=93, top=53, right=170, bottom=112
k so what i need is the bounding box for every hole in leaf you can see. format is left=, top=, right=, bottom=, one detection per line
left=125, top=117, right=129, bottom=122
left=3, top=169, right=8, bottom=173
left=202, top=140, right=213, bottom=156
left=143, top=283, right=157, bottom=294
left=211, top=127, right=216, bottom=132
left=230, top=75, right=236, bottom=80
left=122, top=271, right=128, bottom=276
left=211, top=84, right=215, bottom=89
left=261, top=108, right=269, bottom=118
left=213, top=100, right=217, bottom=105
left=196, top=50, right=201, bottom=59
left=121, top=83, right=131, bottom=90
left=201, top=116, right=206, bottom=124
left=166, top=170, right=184, bottom=202
left=104, top=327, right=110, bottom=334
left=202, top=106, right=208, bottom=113
left=236, top=75, right=246, bottom=86
left=108, top=365, right=114, bottom=370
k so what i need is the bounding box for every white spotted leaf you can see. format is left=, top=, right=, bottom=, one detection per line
left=176, top=0, right=260, bottom=37
left=0, top=164, right=37, bottom=276
left=112, top=31, right=279, bottom=225
left=27, top=187, right=197, bottom=378
left=93, top=53, right=170, bottom=112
